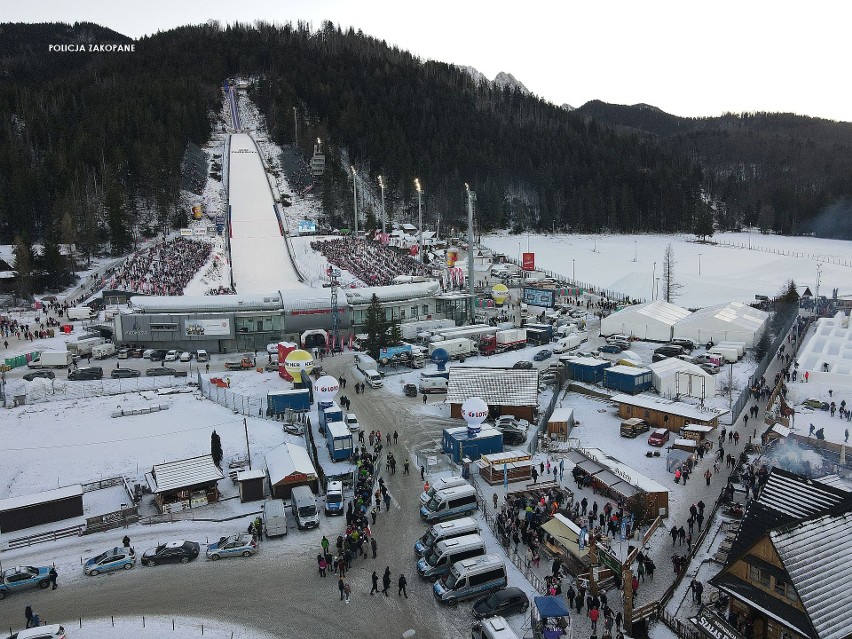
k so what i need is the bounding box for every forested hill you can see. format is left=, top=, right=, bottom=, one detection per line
left=1, top=21, right=850, bottom=263
left=575, top=101, right=852, bottom=237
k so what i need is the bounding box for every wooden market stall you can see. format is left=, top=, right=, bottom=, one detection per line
left=146, top=455, right=224, bottom=514
left=478, top=450, right=533, bottom=485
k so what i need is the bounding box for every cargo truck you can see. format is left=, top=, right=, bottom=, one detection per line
left=354, top=354, right=379, bottom=375
left=67, top=307, right=95, bottom=320
left=66, top=336, right=105, bottom=357
left=27, top=351, right=73, bottom=369
left=267, top=389, right=311, bottom=415
left=428, top=338, right=476, bottom=361
left=479, top=328, right=527, bottom=355
left=92, top=343, right=117, bottom=359
left=401, top=319, right=456, bottom=341
left=225, top=354, right=256, bottom=370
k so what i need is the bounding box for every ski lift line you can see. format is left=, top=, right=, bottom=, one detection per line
left=0, top=421, right=232, bottom=451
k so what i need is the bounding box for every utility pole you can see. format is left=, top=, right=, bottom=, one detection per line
left=652, top=262, right=657, bottom=301
left=415, top=178, right=423, bottom=263
left=378, top=175, right=386, bottom=235
left=292, top=107, right=298, bottom=148
left=466, top=184, right=477, bottom=323
left=243, top=418, right=252, bottom=469
left=329, top=267, right=341, bottom=353
left=351, top=166, right=358, bottom=237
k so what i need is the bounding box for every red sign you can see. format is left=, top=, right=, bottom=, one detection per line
left=522, top=252, right=535, bottom=271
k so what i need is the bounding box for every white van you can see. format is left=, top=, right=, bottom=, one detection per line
left=419, top=373, right=449, bottom=394
left=325, top=480, right=344, bottom=516
left=420, top=476, right=469, bottom=506
left=420, top=485, right=478, bottom=523
left=262, top=498, right=288, bottom=538
left=414, top=516, right=480, bottom=557
left=416, top=534, right=486, bottom=579
left=432, top=554, right=508, bottom=605
left=364, top=369, right=383, bottom=389
left=290, top=485, right=319, bottom=530
left=196, top=349, right=209, bottom=362
left=472, top=617, right=521, bottom=639
left=553, top=334, right=582, bottom=354
left=67, top=306, right=95, bottom=320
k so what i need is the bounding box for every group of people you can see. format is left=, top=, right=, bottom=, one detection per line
left=311, top=237, right=430, bottom=287
left=100, top=237, right=212, bottom=296
left=1, top=314, right=59, bottom=347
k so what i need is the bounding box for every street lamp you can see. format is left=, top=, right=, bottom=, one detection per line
left=414, top=178, right=423, bottom=263
left=652, top=262, right=657, bottom=300
left=572, top=259, right=576, bottom=285
left=698, top=253, right=702, bottom=275
left=351, top=166, right=358, bottom=237
left=377, top=175, right=386, bottom=235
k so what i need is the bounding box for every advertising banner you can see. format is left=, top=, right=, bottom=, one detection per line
left=379, top=344, right=413, bottom=360
left=523, top=287, right=555, bottom=308
left=522, top=252, right=535, bottom=271
left=297, top=220, right=317, bottom=234
left=179, top=228, right=193, bottom=237
left=184, top=318, right=231, bottom=337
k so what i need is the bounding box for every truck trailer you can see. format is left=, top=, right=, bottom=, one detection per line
left=428, top=338, right=476, bottom=361
left=267, top=389, right=311, bottom=415
left=480, top=328, right=527, bottom=355
left=27, top=351, right=73, bottom=369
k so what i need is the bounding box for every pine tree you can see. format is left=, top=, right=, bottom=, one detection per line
left=12, top=235, right=33, bottom=298
left=362, top=294, right=385, bottom=360
left=693, top=204, right=715, bottom=241
left=210, top=430, right=223, bottom=467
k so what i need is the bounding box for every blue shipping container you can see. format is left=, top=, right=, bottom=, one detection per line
left=442, top=427, right=503, bottom=463
left=602, top=366, right=653, bottom=395
left=267, top=389, right=311, bottom=414
left=568, top=359, right=611, bottom=383
left=325, top=420, right=353, bottom=461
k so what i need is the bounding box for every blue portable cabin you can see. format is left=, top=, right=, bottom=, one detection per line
left=267, top=389, right=311, bottom=415
left=602, top=365, right=653, bottom=395
left=565, top=357, right=611, bottom=383
left=442, top=426, right=503, bottom=463
left=318, top=402, right=344, bottom=430
left=325, top=420, right=353, bottom=461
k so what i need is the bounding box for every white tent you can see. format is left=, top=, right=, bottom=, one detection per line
left=648, top=358, right=717, bottom=400
left=601, top=300, right=691, bottom=342
left=673, top=301, right=768, bottom=347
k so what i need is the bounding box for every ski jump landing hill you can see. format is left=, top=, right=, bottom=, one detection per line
left=227, top=133, right=306, bottom=293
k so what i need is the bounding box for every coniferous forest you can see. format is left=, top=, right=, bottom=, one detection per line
left=2, top=19, right=852, bottom=278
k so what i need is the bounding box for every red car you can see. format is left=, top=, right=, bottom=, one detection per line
left=648, top=428, right=670, bottom=447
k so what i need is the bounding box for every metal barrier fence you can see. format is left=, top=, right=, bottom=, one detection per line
left=24, top=374, right=192, bottom=405
left=714, top=239, right=852, bottom=268
left=199, top=377, right=267, bottom=417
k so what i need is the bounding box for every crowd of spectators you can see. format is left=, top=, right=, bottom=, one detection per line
left=311, top=237, right=430, bottom=287
left=102, top=237, right=212, bottom=296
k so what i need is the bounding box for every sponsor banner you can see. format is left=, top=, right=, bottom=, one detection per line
left=179, top=228, right=193, bottom=237
left=523, top=287, right=555, bottom=308
left=380, top=344, right=412, bottom=360
left=522, top=252, right=535, bottom=271
left=192, top=227, right=208, bottom=236
left=184, top=318, right=230, bottom=337
left=297, top=220, right=317, bottom=234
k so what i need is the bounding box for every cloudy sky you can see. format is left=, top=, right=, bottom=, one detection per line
left=10, top=0, right=850, bottom=122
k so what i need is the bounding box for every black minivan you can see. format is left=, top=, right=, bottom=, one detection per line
left=69, top=366, right=104, bottom=381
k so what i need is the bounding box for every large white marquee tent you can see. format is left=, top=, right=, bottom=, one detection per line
left=672, top=301, right=768, bottom=347
left=601, top=300, right=691, bottom=342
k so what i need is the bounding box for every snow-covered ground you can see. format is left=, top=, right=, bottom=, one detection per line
left=483, top=232, right=852, bottom=308
left=227, top=133, right=305, bottom=293
left=24, top=615, right=280, bottom=639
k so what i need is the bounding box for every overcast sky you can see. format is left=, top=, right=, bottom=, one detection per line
left=10, top=0, right=850, bottom=122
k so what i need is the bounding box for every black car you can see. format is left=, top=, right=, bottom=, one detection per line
left=68, top=367, right=103, bottom=381
left=22, top=370, right=56, bottom=381
left=146, top=367, right=177, bottom=376
left=496, top=427, right=526, bottom=446
left=472, top=587, right=529, bottom=619
left=654, top=345, right=685, bottom=358
left=669, top=339, right=695, bottom=352
left=142, top=540, right=200, bottom=566
left=512, top=360, right=533, bottom=369
left=404, top=383, right=418, bottom=397
left=111, top=368, right=142, bottom=378
left=148, top=349, right=168, bottom=361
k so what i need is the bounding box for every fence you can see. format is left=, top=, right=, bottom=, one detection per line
left=199, top=377, right=267, bottom=417
left=714, top=239, right=852, bottom=268
left=23, top=374, right=192, bottom=405
left=468, top=473, right=547, bottom=593
left=4, top=524, right=84, bottom=550
left=480, top=242, right=645, bottom=303
left=11, top=614, right=252, bottom=638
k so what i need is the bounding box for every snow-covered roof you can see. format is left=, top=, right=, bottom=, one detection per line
left=327, top=421, right=351, bottom=438
left=648, top=358, right=712, bottom=378
left=674, top=301, right=768, bottom=331
left=236, top=468, right=265, bottom=481
left=570, top=448, right=669, bottom=495
left=814, top=474, right=852, bottom=492
left=265, top=442, right=317, bottom=485
left=0, top=484, right=83, bottom=513
left=150, top=455, right=224, bottom=493
left=446, top=367, right=539, bottom=407
left=771, top=509, right=852, bottom=639
left=611, top=393, right=724, bottom=422
left=756, top=467, right=850, bottom=519
left=548, top=408, right=574, bottom=423
left=606, top=365, right=651, bottom=377
left=606, top=300, right=690, bottom=327
left=129, top=293, right=282, bottom=313
left=344, top=281, right=441, bottom=305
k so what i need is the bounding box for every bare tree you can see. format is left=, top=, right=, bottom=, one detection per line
left=662, top=243, right=682, bottom=303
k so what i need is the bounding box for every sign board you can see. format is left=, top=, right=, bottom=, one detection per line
left=523, top=287, right=555, bottom=308
left=179, top=228, right=193, bottom=237
left=522, top=252, right=535, bottom=271
left=297, top=220, right=317, bottom=234
left=379, top=344, right=412, bottom=360
left=192, top=227, right=207, bottom=236
left=184, top=318, right=231, bottom=337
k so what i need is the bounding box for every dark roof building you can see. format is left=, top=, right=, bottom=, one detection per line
left=706, top=468, right=852, bottom=639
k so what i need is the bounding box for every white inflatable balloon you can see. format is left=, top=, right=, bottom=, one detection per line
left=313, top=375, right=340, bottom=403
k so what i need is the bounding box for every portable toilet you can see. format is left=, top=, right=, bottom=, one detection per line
left=326, top=421, right=353, bottom=462
left=603, top=365, right=653, bottom=395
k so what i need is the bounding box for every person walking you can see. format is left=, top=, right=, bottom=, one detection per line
left=393, top=430, right=399, bottom=444
left=398, top=573, right=408, bottom=598
left=321, top=535, right=330, bottom=554
left=589, top=606, right=600, bottom=633
left=343, top=581, right=351, bottom=603
left=704, top=469, right=712, bottom=486
left=423, top=393, right=428, bottom=404
left=338, top=575, right=346, bottom=601
left=122, top=535, right=131, bottom=548
left=493, top=493, right=499, bottom=509
left=403, top=459, right=410, bottom=474
left=48, top=567, right=58, bottom=590
left=382, top=567, right=391, bottom=596
left=370, top=570, right=379, bottom=595
left=421, top=466, right=425, bottom=480
left=318, top=555, right=327, bottom=577
left=371, top=537, right=378, bottom=559
left=25, top=606, right=34, bottom=629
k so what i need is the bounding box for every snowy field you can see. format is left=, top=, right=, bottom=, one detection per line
left=227, top=133, right=305, bottom=293
left=18, top=615, right=280, bottom=639
left=483, top=231, right=852, bottom=307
